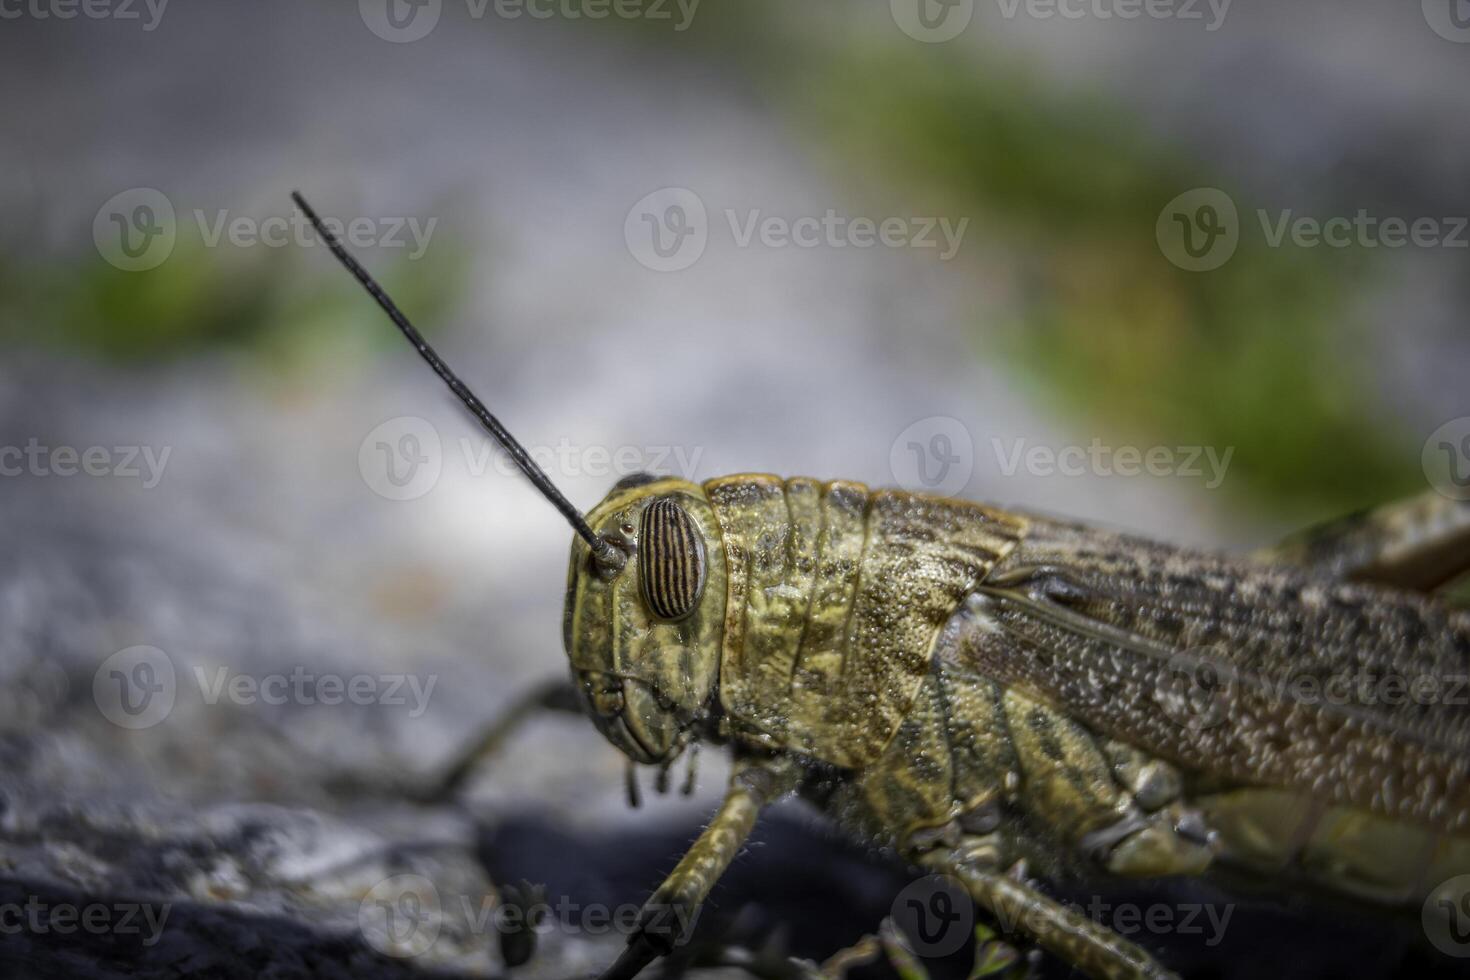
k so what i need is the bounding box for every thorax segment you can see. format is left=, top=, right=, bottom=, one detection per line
left=703, top=473, right=1025, bottom=767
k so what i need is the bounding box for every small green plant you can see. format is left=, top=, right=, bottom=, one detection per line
left=0, top=229, right=463, bottom=369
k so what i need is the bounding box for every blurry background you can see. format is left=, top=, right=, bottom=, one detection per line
left=1, top=1, right=1467, bottom=978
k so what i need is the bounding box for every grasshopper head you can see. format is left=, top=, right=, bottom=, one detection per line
left=563, top=475, right=726, bottom=765
left=288, top=194, right=725, bottom=766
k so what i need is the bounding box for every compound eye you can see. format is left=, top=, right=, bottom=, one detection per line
left=638, top=497, right=707, bottom=621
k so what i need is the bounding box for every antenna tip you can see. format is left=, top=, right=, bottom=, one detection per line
left=291, top=190, right=316, bottom=219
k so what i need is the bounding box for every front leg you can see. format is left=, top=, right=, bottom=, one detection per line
left=598, top=751, right=802, bottom=980
left=419, top=678, right=584, bottom=801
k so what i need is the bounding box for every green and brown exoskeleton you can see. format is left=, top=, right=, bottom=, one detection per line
left=293, top=193, right=1470, bottom=980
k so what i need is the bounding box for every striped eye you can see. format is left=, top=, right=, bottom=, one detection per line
left=638, top=497, right=707, bottom=621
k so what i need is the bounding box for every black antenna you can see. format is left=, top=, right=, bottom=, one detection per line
left=292, top=191, right=622, bottom=568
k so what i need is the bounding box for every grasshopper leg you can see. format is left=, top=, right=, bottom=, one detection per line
left=418, top=678, right=584, bottom=802
left=1260, top=490, right=1470, bottom=593
left=598, top=753, right=801, bottom=980
left=920, top=846, right=1178, bottom=980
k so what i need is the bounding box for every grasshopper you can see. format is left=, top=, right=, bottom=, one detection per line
left=293, top=193, right=1470, bottom=980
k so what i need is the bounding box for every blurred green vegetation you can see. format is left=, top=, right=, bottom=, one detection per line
left=5, top=4, right=1426, bottom=519
left=0, top=229, right=463, bottom=370
left=608, top=3, right=1421, bottom=518
left=801, top=46, right=1416, bottom=516
left=800, top=45, right=1418, bottom=516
